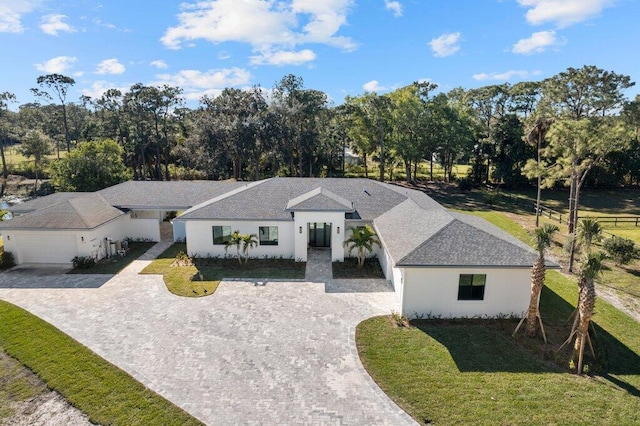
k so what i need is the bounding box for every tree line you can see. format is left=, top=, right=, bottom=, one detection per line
left=0, top=66, right=639, bottom=204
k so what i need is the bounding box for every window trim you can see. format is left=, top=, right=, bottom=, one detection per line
left=212, top=226, right=232, bottom=245
left=457, top=273, right=486, bottom=301
left=259, top=226, right=278, bottom=246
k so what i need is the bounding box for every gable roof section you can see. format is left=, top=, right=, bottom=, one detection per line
left=285, top=187, right=354, bottom=212
left=179, top=178, right=409, bottom=221
left=8, top=192, right=91, bottom=214
left=98, top=180, right=245, bottom=209
left=373, top=198, right=453, bottom=264
left=0, top=193, right=125, bottom=230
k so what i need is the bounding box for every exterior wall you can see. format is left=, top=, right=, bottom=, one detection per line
left=131, top=210, right=164, bottom=221
left=79, top=215, right=130, bottom=260
left=124, top=217, right=161, bottom=242
left=293, top=211, right=345, bottom=262
left=185, top=220, right=295, bottom=259
left=402, top=267, right=531, bottom=318
left=172, top=220, right=186, bottom=242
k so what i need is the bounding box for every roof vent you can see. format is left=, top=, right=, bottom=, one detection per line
left=363, top=187, right=371, bottom=196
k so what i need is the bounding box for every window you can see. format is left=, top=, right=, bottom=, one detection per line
left=259, top=226, right=278, bottom=246
left=212, top=226, right=232, bottom=245
left=457, top=274, right=486, bottom=301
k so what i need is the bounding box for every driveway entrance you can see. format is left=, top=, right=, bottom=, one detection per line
left=0, top=244, right=414, bottom=425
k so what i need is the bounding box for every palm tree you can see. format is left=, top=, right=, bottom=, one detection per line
left=343, top=225, right=381, bottom=268
left=225, top=231, right=244, bottom=265
left=559, top=252, right=604, bottom=374
left=577, top=218, right=602, bottom=254
left=515, top=223, right=558, bottom=341
left=241, top=233, right=258, bottom=264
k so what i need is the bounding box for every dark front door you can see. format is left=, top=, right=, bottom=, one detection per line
left=308, top=222, right=331, bottom=248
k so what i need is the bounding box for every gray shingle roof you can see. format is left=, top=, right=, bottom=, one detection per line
left=285, top=187, right=354, bottom=212
left=179, top=177, right=408, bottom=221
left=0, top=193, right=125, bottom=230
left=97, top=180, right=245, bottom=209
left=8, top=192, right=92, bottom=214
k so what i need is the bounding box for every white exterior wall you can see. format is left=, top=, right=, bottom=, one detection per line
left=185, top=220, right=294, bottom=259
left=131, top=210, right=164, bottom=221
left=293, top=211, right=345, bottom=262
left=172, top=220, right=186, bottom=242
left=79, top=215, right=130, bottom=260
left=124, top=217, right=161, bottom=242
left=402, top=267, right=531, bottom=318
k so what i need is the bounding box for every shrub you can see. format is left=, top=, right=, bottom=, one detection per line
left=72, top=255, right=95, bottom=270
left=0, top=251, right=15, bottom=269
left=603, top=236, right=638, bottom=265
left=457, top=177, right=474, bottom=191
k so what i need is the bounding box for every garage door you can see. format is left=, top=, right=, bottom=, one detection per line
left=17, top=234, right=78, bottom=264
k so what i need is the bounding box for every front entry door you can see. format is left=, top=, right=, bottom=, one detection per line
left=308, top=222, right=331, bottom=248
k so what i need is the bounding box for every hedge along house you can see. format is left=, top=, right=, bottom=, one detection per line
left=1, top=177, right=555, bottom=318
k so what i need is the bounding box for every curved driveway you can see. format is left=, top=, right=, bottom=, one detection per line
left=0, top=245, right=415, bottom=425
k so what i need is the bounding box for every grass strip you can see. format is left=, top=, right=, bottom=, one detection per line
left=141, top=243, right=306, bottom=297
left=0, top=300, right=203, bottom=425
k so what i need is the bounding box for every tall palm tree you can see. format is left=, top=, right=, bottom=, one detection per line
left=522, top=223, right=559, bottom=339
left=577, top=218, right=602, bottom=254
left=565, top=252, right=604, bottom=374
left=343, top=225, right=381, bottom=268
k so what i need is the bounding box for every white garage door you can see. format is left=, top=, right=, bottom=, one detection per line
left=17, top=234, right=78, bottom=264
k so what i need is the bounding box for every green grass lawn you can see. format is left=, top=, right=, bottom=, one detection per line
left=356, top=212, right=640, bottom=425
left=141, top=243, right=306, bottom=297
left=0, top=300, right=203, bottom=425
left=68, top=242, right=155, bottom=274
left=332, top=257, right=385, bottom=279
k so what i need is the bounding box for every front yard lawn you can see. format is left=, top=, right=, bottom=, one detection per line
left=356, top=210, right=640, bottom=425
left=141, top=243, right=306, bottom=297
left=68, top=242, right=155, bottom=275
left=0, top=300, right=203, bottom=425
left=333, top=257, right=385, bottom=279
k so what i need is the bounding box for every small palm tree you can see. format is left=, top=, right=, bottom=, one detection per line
left=225, top=231, right=244, bottom=265
left=343, top=225, right=381, bottom=268
left=241, top=233, right=258, bottom=264
left=522, top=223, right=559, bottom=339
left=577, top=218, right=602, bottom=255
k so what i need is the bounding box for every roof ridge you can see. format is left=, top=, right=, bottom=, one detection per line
left=449, top=212, right=534, bottom=252
left=178, top=178, right=272, bottom=218
left=396, top=217, right=456, bottom=265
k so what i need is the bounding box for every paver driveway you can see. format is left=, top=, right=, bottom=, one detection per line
left=0, top=245, right=416, bottom=425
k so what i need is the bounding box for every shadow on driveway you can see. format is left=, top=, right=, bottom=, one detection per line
left=0, top=265, right=112, bottom=289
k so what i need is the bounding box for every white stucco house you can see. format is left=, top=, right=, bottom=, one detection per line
left=1, top=177, right=555, bottom=318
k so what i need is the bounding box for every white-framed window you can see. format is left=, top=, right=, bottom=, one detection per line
left=259, top=226, right=278, bottom=246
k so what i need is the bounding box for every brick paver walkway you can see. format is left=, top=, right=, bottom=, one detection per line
left=0, top=243, right=414, bottom=425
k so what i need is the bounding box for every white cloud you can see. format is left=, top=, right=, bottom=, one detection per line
left=154, top=67, right=252, bottom=100
left=0, top=0, right=40, bottom=33
left=518, top=0, right=615, bottom=28
left=160, top=0, right=355, bottom=66
left=150, top=60, right=168, bottom=69
left=95, top=58, right=125, bottom=75
left=362, top=80, right=387, bottom=92
left=473, top=70, right=541, bottom=81
left=429, top=32, right=461, bottom=57
left=512, top=30, right=558, bottom=54
left=81, top=81, right=130, bottom=100
left=384, top=0, right=403, bottom=17
left=250, top=49, right=316, bottom=66
left=34, top=56, right=77, bottom=73
left=40, top=14, right=76, bottom=36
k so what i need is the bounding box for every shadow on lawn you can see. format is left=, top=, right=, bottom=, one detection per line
left=411, top=285, right=640, bottom=391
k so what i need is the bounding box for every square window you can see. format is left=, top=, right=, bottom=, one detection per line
left=212, top=226, right=232, bottom=245
left=457, top=274, right=486, bottom=301
left=259, top=226, right=278, bottom=246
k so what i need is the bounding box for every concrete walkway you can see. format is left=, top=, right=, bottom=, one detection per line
left=0, top=243, right=414, bottom=425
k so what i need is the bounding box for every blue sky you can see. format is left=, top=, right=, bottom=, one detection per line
left=2, top=0, right=638, bottom=107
